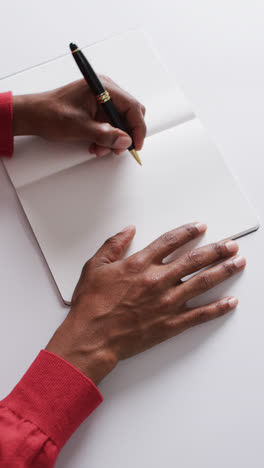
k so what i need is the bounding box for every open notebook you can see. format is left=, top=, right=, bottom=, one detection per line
left=0, top=30, right=259, bottom=304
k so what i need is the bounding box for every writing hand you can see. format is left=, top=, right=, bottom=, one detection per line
left=13, top=77, right=146, bottom=157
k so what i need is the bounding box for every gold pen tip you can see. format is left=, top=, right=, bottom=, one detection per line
left=130, top=149, right=142, bottom=166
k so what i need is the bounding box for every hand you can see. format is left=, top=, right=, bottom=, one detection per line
left=12, top=77, right=146, bottom=156
left=46, top=223, right=246, bottom=385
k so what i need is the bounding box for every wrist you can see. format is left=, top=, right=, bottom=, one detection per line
left=13, top=93, right=42, bottom=136
left=46, top=316, right=118, bottom=385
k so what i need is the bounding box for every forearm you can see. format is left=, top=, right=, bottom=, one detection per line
left=46, top=315, right=118, bottom=385
left=12, top=94, right=39, bottom=136
left=0, top=350, right=103, bottom=467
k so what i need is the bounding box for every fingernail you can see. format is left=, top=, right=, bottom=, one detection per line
left=195, top=223, right=207, bottom=233
left=225, top=240, right=239, bottom=254
left=233, top=255, right=246, bottom=269
left=227, top=297, right=239, bottom=309
left=120, top=224, right=135, bottom=233
left=113, top=135, right=132, bottom=149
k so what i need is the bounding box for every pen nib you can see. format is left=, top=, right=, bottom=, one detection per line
left=130, top=149, right=142, bottom=166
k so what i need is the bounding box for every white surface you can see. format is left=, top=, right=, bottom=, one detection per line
left=0, top=2, right=263, bottom=468
left=0, top=32, right=258, bottom=303
left=12, top=119, right=259, bottom=303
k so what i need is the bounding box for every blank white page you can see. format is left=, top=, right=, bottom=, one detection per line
left=0, top=30, right=194, bottom=188
left=17, top=119, right=259, bottom=303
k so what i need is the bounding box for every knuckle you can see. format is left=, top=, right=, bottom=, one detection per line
left=134, top=100, right=142, bottom=111
left=53, top=103, right=73, bottom=125
left=130, top=100, right=142, bottom=114
left=90, top=124, right=112, bottom=143
left=160, top=231, right=178, bottom=248
left=185, top=224, right=199, bottom=239
left=126, top=255, right=145, bottom=273
left=142, top=272, right=158, bottom=290
left=105, top=237, right=123, bottom=258
left=186, top=249, right=203, bottom=269
left=216, top=300, right=229, bottom=314
left=222, top=260, right=235, bottom=276
left=141, top=268, right=164, bottom=291
left=141, top=120, right=147, bottom=136
left=141, top=104, right=146, bottom=114
left=100, top=123, right=112, bottom=134
left=198, top=271, right=213, bottom=290
left=175, top=313, right=193, bottom=331
left=212, top=242, right=225, bottom=257
left=161, top=293, right=174, bottom=308
left=141, top=274, right=153, bottom=289
left=149, top=273, right=160, bottom=286
left=195, top=308, right=212, bottom=323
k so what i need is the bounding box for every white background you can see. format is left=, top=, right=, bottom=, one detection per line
left=0, top=1, right=263, bottom=467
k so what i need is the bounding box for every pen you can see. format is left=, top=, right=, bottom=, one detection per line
left=69, top=43, right=142, bottom=166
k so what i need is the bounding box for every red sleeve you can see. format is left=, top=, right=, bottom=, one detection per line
left=0, top=91, right=14, bottom=157
left=0, top=350, right=103, bottom=467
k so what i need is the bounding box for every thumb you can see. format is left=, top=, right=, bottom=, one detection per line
left=87, top=121, right=132, bottom=150
left=93, top=225, right=136, bottom=265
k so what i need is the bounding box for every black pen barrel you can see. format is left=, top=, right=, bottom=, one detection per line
left=70, top=43, right=135, bottom=152
left=72, top=51, right=105, bottom=95
left=102, top=101, right=134, bottom=151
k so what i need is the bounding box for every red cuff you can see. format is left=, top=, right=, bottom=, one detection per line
left=1, top=350, right=103, bottom=449
left=0, top=91, right=13, bottom=157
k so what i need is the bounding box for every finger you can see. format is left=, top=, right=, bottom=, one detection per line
left=95, top=146, right=111, bottom=157
left=166, top=239, right=239, bottom=283
left=92, top=225, right=136, bottom=265
left=86, top=121, right=132, bottom=150
left=90, top=143, right=111, bottom=157
left=166, top=296, right=238, bottom=335
left=178, top=255, right=246, bottom=302
left=113, top=148, right=126, bottom=155
left=139, top=223, right=207, bottom=264
left=106, top=85, right=146, bottom=150
left=124, top=106, right=147, bottom=150
left=89, top=143, right=96, bottom=154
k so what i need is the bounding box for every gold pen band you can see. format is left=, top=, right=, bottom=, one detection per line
left=72, top=47, right=80, bottom=54
left=96, top=90, right=111, bottom=104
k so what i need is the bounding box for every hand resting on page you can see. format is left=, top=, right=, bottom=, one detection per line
left=46, top=223, right=246, bottom=385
